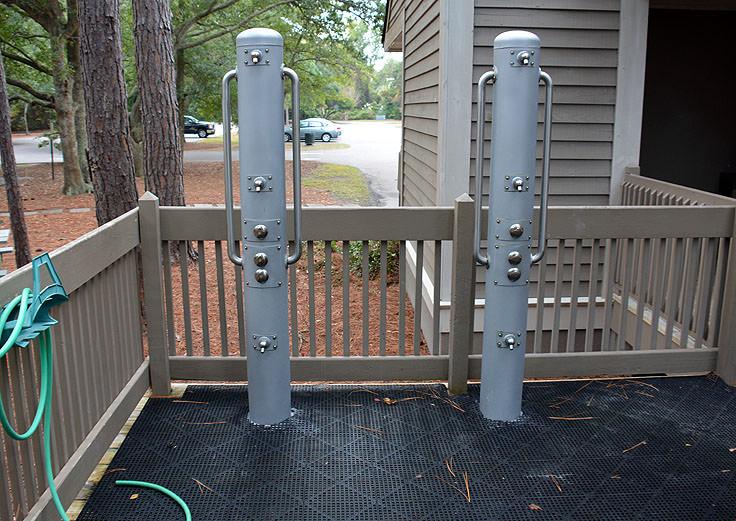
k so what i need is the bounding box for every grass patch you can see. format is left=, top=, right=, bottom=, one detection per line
left=302, top=163, right=372, bottom=205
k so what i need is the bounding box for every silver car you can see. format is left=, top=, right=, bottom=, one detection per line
left=284, top=118, right=342, bottom=142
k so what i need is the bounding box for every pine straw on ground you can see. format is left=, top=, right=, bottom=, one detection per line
left=2, top=162, right=426, bottom=357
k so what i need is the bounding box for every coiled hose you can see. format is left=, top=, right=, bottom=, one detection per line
left=0, top=288, right=191, bottom=521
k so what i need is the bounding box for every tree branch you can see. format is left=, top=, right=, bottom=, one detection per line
left=5, top=76, right=54, bottom=105
left=9, top=93, right=53, bottom=108
left=4, top=0, right=56, bottom=33
left=176, top=0, right=294, bottom=51
left=1, top=49, right=52, bottom=76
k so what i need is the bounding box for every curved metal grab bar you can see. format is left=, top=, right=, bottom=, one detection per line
left=473, top=69, right=496, bottom=268
left=531, top=70, right=553, bottom=265
left=221, top=69, right=242, bottom=266
left=283, top=67, right=302, bottom=265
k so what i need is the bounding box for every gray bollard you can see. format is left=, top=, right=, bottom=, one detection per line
left=222, top=28, right=302, bottom=425
left=473, top=31, right=553, bottom=421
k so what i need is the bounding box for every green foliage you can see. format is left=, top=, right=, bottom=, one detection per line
left=347, top=240, right=400, bottom=279
left=309, top=239, right=401, bottom=284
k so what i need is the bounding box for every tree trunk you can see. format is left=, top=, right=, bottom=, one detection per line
left=0, top=52, right=32, bottom=268
left=176, top=47, right=188, bottom=146
left=49, top=33, right=92, bottom=196
left=78, top=0, right=139, bottom=226
left=132, top=0, right=185, bottom=207
left=68, top=32, right=91, bottom=184
left=23, top=102, right=29, bottom=134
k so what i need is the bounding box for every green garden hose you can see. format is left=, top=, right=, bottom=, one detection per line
left=0, top=269, right=192, bottom=521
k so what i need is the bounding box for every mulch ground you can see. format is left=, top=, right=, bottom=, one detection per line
left=1, top=161, right=426, bottom=357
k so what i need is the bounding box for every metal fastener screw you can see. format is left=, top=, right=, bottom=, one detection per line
left=505, top=175, right=510, bottom=180
left=510, top=50, right=515, bottom=54
left=496, top=219, right=501, bottom=223
left=498, top=332, right=503, bottom=337
left=277, top=220, right=281, bottom=225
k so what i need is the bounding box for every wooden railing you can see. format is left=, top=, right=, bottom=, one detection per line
left=2, top=189, right=736, bottom=520
left=0, top=209, right=147, bottom=521
left=621, top=170, right=736, bottom=207
left=139, top=194, right=736, bottom=395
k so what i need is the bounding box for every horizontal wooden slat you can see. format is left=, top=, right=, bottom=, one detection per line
left=171, top=348, right=717, bottom=382
left=160, top=206, right=454, bottom=241
left=474, top=8, right=620, bottom=30
left=0, top=209, right=139, bottom=303
left=468, top=349, right=718, bottom=379
left=544, top=206, right=735, bottom=239
left=473, top=47, right=618, bottom=68
left=169, top=356, right=449, bottom=381
left=474, top=0, right=620, bottom=10
left=474, top=27, right=619, bottom=49
left=160, top=206, right=734, bottom=242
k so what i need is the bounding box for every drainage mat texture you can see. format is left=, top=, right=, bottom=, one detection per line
left=76, top=376, right=736, bottom=521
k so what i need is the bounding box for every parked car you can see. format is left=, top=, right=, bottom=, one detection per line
left=284, top=118, right=341, bottom=142
left=184, top=115, right=215, bottom=138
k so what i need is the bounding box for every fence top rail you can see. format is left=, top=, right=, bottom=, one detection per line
left=623, top=173, right=736, bottom=206
left=158, top=206, right=456, bottom=241
left=544, top=205, right=734, bottom=239
left=0, top=208, right=140, bottom=303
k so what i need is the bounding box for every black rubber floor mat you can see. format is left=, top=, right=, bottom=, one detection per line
left=76, top=376, right=736, bottom=520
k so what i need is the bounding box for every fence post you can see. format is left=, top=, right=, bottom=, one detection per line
left=448, top=194, right=476, bottom=394
left=139, top=192, right=171, bottom=395
left=717, top=209, right=736, bottom=386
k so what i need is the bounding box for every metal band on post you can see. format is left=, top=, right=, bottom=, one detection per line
left=531, top=71, right=553, bottom=265
left=474, top=69, right=496, bottom=268
left=222, top=69, right=242, bottom=266
left=283, top=67, right=302, bottom=265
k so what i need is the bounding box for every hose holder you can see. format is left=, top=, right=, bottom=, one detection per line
left=0, top=253, right=68, bottom=348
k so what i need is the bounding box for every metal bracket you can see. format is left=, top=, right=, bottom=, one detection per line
left=509, top=49, right=535, bottom=67
left=246, top=175, right=274, bottom=192
left=244, top=244, right=283, bottom=288
left=243, top=218, right=284, bottom=243
left=496, top=331, right=523, bottom=350
left=503, top=175, right=530, bottom=192
left=243, top=48, right=272, bottom=66
left=252, top=334, right=278, bottom=353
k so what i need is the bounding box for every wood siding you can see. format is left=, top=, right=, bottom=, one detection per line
left=401, top=0, right=440, bottom=207
left=471, top=0, right=620, bottom=207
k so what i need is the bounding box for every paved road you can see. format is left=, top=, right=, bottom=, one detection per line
left=185, top=120, right=401, bottom=206
left=10, top=120, right=401, bottom=206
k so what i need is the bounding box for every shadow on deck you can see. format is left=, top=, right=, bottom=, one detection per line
left=75, top=376, right=735, bottom=521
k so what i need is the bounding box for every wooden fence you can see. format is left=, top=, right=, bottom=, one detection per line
left=2, top=186, right=735, bottom=520
left=0, top=210, right=147, bottom=521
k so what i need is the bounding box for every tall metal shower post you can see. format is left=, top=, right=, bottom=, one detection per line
left=473, top=31, right=553, bottom=421
left=222, top=28, right=302, bottom=425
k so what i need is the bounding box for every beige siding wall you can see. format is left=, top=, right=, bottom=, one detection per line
left=471, top=0, right=620, bottom=206
left=401, top=0, right=440, bottom=207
